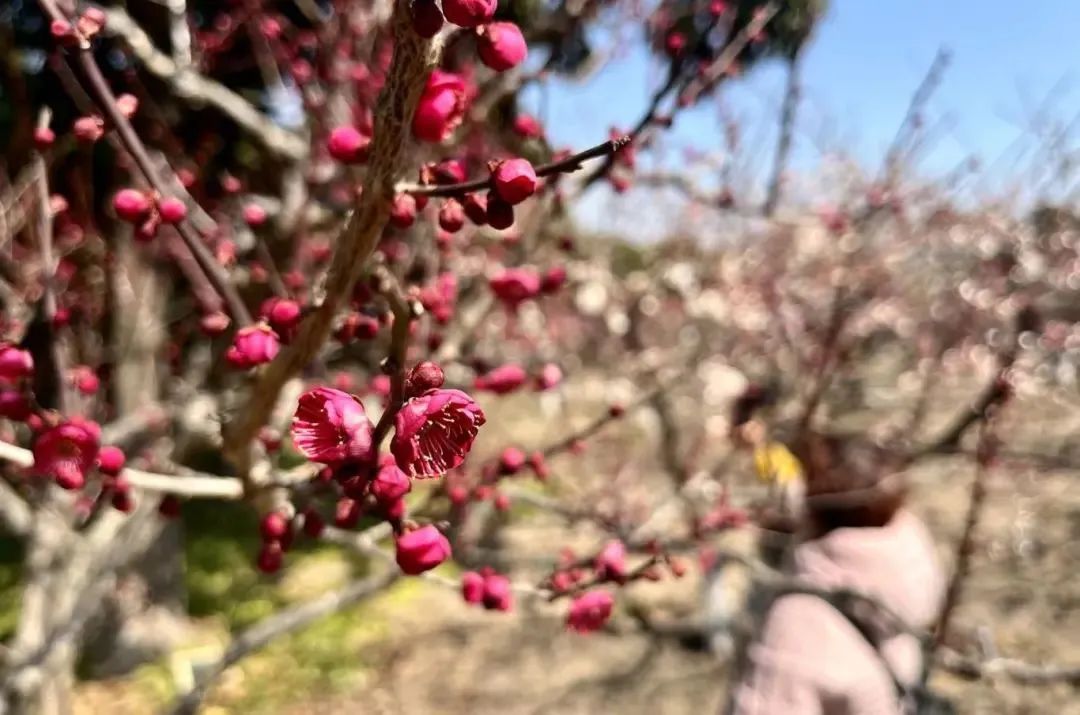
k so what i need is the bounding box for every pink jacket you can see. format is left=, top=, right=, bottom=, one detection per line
left=730, top=510, right=945, bottom=714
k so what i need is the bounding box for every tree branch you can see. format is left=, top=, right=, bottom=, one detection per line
left=98, top=4, right=308, bottom=161
left=39, top=0, right=253, bottom=325
left=762, top=49, right=802, bottom=217
left=222, top=0, right=442, bottom=484
left=395, top=136, right=631, bottom=197
left=169, top=569, right=399, bottom=715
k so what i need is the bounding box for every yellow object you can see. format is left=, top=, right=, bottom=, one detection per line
left=753, top=442, right=802, bottom=486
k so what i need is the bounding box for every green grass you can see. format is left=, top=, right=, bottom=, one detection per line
left=0, top=535, right=23, bottom=642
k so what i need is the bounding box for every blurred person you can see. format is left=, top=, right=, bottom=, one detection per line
left=702, top=383, right=806, bottom=656
left=729, top=384, right=805, bottom=530
left=727, top=433, right=948, bottom=715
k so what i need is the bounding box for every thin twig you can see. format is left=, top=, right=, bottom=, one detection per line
left=762, top=49, right=802, bottom=217
left=881, top=49, right=952, bottom=185
left=371, top=266, right=418, bottom=448
left=395, top=137, right=631, bottom=197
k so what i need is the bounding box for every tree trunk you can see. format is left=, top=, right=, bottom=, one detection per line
left=81, top=239, right=189, bottom=678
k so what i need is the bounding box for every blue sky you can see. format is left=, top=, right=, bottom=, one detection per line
left=521, top=0, right=1080, bottom=234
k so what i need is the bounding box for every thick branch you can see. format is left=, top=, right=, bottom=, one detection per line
left=223, top=0, right=441, bottom=481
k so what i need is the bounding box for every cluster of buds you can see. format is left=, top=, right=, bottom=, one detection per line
left=257, top=511, right=294, bottom=574
left=409, top=0, right=527, bottom=74
left=461, top=567, right=513, bottom=611
left=111, top=188, right=192, bottom=242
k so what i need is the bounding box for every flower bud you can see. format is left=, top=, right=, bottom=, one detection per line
left=301, top=507, right=325, bottom=537
left=477, top=22, right=527, bottom=72
left=566, top=591, right=614, bottom=633
left=267, top=298, right=302, bottom=334
left=113, top=189, right=151, bottom=223
left=0, top=391, right=31, bottom=421
left=442, top=0, right=496, bottom=28
left=395, top=524, right=451, bottom=575
left=335, top=497, right=362, bottom=528
left=512, top=114, right=543, bottom=139
left=73, top=115, right=105, bottom=144
left=257, top=541, right=284, bottom=573
left=412, top=71, right=469, bottom=143
left=50, top=19, right=73, bottom=42
left=665, top=32, right=686, bottom=57
left=260, top=512, right=290, bottom=542
left=226, top=324, right=281, bottom=369
left=371, top=462, right=412, bottom=503
left=438, top=198, right=465, bottom=233
left=97, top=445, right=126, bottom=476
left=486, top=195, right=514, bottom=230
left=406, top=361, right=446, bottom=395
left=157, top=197, right=188, bottom=224
left=411, top=0, right=444, bottom=38
left=243, top=203, right=268, bottom=228
left=115, top=93, right=139, bottom=119
left=77, top=7, right=107, bottom=37
left=535, top=363, right=562, bottom=391
left=327, top=125, right=371, bottom=164
left=492, top=158, right=537, bottom=205
left=474, top=364, right=527, bottom=394
left=595, top=540, right=628, bottom=583
left=541, top=266, right=567, bottom=294
left=499, top=447, right=526, bottom=475
left=199, top=311, right=231, bottom=336
left=482, top=572, right=513, bottom=611
left=34, top=127, right=55, bottom=150
left=463, top=192, right=488, bottom=225
left=0, top=345, right=34, bottom=382
left=390, top=194, right=418, bottom=228
left=433, top=159, right=467, bottom=184
left=462, top=570, right=484, bottom=604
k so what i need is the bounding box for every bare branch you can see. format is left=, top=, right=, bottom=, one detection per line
left=0, top=479, right=32, bottom=537
left=99, top=5, right=308, bottom=161
left=0, top=439, right=315, bottom=499
left=39, top=0, right=253, bottom=324
left=881, top=49, right=952, bottom=185
left=762, top=50, right=803, bottom=217
left=170, top=569, right=399, bottom=715
left=395, top=137, right=631, bottom=197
